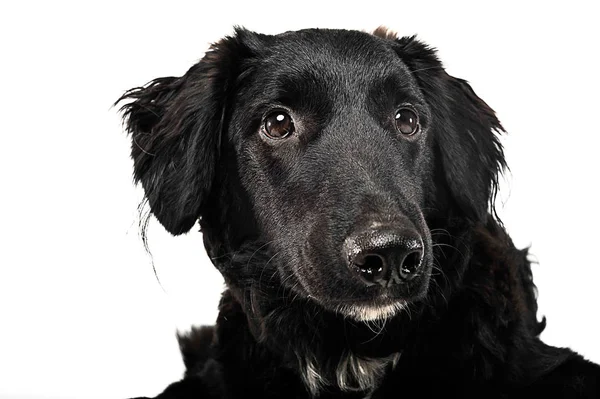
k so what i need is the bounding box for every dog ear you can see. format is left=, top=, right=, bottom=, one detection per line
left=117, top=29, right=260, bottom=235
left=389, top=34, right=506, bottom=222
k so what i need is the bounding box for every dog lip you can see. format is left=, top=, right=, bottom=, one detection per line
left=328, top=296, right=406, bottom=306
left=312, top=285, right=415, bottom=305
left=334, top=298, right=408, bottom=322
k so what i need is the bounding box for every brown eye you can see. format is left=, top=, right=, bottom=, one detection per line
left=395, top=108, right=419, bottom=135
left=263, top=111, right=294, bottom=139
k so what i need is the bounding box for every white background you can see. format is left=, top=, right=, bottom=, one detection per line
left=1, top=1, right=599, bottom=398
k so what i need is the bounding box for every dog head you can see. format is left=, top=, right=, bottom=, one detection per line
left=118, top=27, right=504, bottom=323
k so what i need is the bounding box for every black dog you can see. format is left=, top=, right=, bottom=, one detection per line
left=118, top=27, right=599, bottom=398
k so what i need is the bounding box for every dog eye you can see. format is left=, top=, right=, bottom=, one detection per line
left=395, top=108, right=419, bottom=135
left=263, top=111, right=295, bottom=139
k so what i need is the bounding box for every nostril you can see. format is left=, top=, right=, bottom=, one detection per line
left=353, top=253, right=387, bottom=284
left=344, top=228, right=424, bottom=286
left=399, top=250, right=422, bottom=280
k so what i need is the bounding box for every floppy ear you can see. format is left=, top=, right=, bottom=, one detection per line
left=390, top=34, right=506, bottom=222
left=117, top=29, right=259, bottom=235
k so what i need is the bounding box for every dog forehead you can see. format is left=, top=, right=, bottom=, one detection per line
left=246, top=29, right=413, bottom=106
left=260, top=29, right=407, bottom=84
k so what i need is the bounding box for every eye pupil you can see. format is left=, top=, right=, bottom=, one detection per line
left=264, top=111, right=294, bottom=139
left=395, top=108, right=419, bottom=135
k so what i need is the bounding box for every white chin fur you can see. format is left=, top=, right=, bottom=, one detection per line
left=338, top=301, right=405, bottom=322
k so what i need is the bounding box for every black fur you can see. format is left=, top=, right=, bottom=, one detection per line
left=118, top=27, right=599, bottom=398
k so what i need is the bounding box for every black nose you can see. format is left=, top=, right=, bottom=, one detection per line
left=344, top=228, right=424, bottom=286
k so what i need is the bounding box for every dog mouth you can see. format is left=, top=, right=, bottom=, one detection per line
left=319, top=272, right=428, bottom=321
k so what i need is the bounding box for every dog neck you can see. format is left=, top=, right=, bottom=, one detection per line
left=219, top=286, right=404, bottom=397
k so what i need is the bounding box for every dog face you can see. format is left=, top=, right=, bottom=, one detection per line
left=119, top=28, right=504, bottom=322
left=227, top=30, right=435, bottom=321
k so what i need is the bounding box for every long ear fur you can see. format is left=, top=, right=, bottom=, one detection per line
left=116, top=29, right=259, bottom=235
left=381, top=31, right=506, bottom=222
